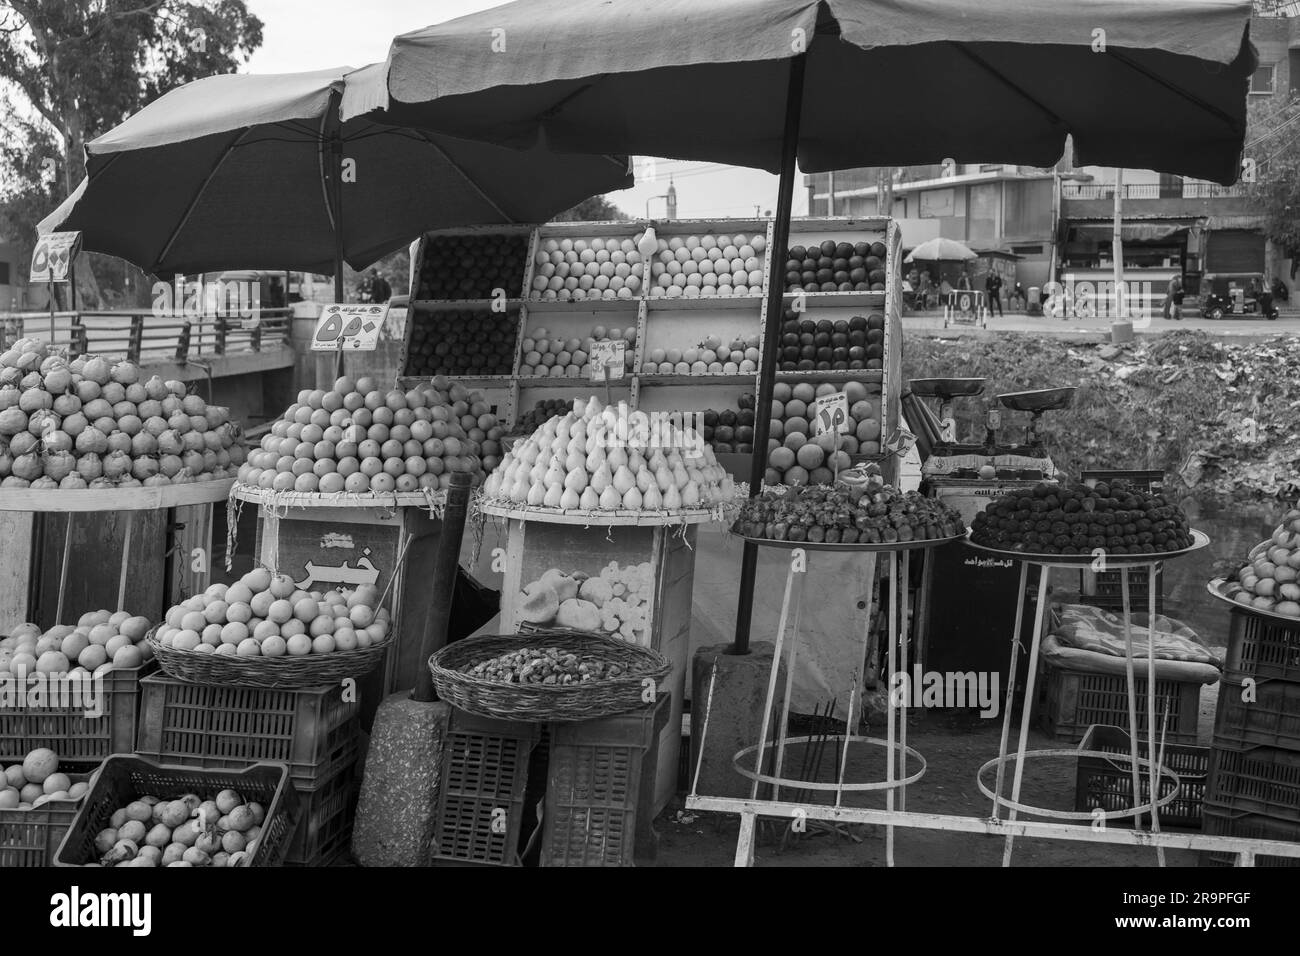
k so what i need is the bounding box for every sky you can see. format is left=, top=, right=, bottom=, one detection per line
left=242, top=0, right=804, bottom=220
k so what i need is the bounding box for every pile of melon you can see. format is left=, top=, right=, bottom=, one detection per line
left=766, top=380, right=882, bottom=486
left=0, top=609, right=154, bottom=679
left=482, top=395, right=735, bottom=511
left=0, top=338, right=244, bottom=488
left=237, top=375, right=500, bottom=494
left=1220, top=509, right=1300, bottom=617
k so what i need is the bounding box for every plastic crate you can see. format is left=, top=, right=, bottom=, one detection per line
left=1079, top=567, right=1165, bottom=614
left=1223, top=609, right=1300, bottom=684
left=1213, top=678, right=1300, bottom=751
left=285, top=751, right=357, bottom=866
left=432, top=708, right=540, bottom=867
left=1039, top=662, right=1202, bottom=744
left=1206, top=745, right=1300, bottom=824
left=1074, top=725, right=1207, bottom=828
left=0, top=763, right=99, bottom=867
left=0, top=660, right=157, bottom=761
left=1200, top=799, right=1300, bottom=867
left=135, top=674, right=360, bottom=787
left=541, top=694, right=670, bottom=868
left=54, top=755, right=298, bottom=867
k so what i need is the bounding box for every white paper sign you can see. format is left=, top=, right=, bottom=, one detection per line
left=30, top=231, right=82, bottom=283
left=311, top=303, right=387, bottom=351
left=589, top=340, right=626, bottom=382
left=813, top=392, right=851, bottom=435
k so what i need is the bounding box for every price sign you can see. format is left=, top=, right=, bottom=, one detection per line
left=589, top=340, right=626, bottom=382
left=311, top=303, right=386, bottom=351
left=813, top=392, right=850, bottom=435
left=30, top=231, right=82, bottom=283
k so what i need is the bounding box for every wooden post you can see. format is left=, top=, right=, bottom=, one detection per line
left=128, top=314, right=144, bottom=364
left=410, top=472, right=473, bottom=703
left=55, top=513, right=73, bottom=624
left=117, top=511, right=135, bottom=612
left=1001, top=566, right=1051, bottom=867
left=215, top=316, right=227, bottom=356
left=991, top=562, right=1030, bottom=821
left=1147, top=562, right=1165, bottom=866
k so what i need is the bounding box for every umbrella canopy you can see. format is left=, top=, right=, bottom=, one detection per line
left=39, top=64, right=632, bottom=276
left=377, top=0, right=1255, bottom=185
left=904, top=238, right=977, bottom=263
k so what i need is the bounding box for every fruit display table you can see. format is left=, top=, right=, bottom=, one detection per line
left=687, top=532, right=961, bottom=867
left=966, top=531, right=1210, bottom=867
left=0, top=479, right=234, bottom=632
left=479, top=499, right=716, bottom=813
left=230, top=483, right=452, bottom=725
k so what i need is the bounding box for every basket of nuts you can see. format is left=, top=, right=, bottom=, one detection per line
left=427, top=629, right=670, bottom=722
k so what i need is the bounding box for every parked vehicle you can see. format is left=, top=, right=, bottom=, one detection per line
left=1199, top=272, right=1276, bottom=320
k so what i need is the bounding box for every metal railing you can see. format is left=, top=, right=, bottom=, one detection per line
left=0, top=309, right=292, bottom=365
left=1061, top=183, right=1162, bottom=199
left=1181, top=181, right=1251, bottom=198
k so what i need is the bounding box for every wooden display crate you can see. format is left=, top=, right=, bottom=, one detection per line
left=493, top=515, right=699, bottom=814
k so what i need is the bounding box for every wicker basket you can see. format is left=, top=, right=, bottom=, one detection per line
left=145, top=627, right=390, bottom=690
left=428, top=629, right=671, bottom=723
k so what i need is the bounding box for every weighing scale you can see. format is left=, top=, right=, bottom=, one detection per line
left=911, top=383, right=1076, bottom=708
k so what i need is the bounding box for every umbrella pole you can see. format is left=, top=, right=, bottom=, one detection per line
left=733, top=55, right=806, bottom=655
left=332, top=133, right=346, bottom=381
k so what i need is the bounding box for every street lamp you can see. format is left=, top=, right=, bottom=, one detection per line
left=646, top=194, right=671, bottom=219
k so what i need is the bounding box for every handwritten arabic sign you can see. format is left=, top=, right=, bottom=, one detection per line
left=813, top=392, right=850, bottom=435
left=589, top=340, right=626, bottom=382
left=256, top=518, right=396, bottom=608
left=30, top=231, right=82, bottom=283
left=311, top=303, right=386, bottom=351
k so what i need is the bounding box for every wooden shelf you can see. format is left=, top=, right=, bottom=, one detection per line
left=636, top=374, right=756, bottom=387
left=0, top=479, right=235, bottom=513
left=410, top=299, right=526, bottom=312
left=645, top=294, right=765, bottom=311
left=775, top=369, right=884, bottom=385
left=517, top=375, right=630, bottom=388
left=779, top=291, right=886, bottom=309
left=397, top=375, right=512, bottom=388
left=523, top=296, right=639, bottom=313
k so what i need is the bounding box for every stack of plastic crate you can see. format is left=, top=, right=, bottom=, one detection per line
left=134, top=674, right=360, bottom=865
left=1201, top=609, right=1300, bottom=866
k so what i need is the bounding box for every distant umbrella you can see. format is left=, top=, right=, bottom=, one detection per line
left=904, top=238, right=978, bottom=263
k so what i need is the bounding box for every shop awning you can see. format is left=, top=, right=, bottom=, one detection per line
left=1069, top=221, right=1194, bottom=242
left=1203, top=215, right=1265, bottom=230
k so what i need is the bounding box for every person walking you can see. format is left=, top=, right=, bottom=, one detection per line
left=1167, top=273, right=1184, bottom=320
left=984, top=268, right=1003, bottom=317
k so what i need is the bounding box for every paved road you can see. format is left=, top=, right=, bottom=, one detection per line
left=904, top=308, right=1298, bottom=338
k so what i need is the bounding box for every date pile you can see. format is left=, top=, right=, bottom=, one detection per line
left=969, top=480, right=1192, bottom=555
left=464, top=646, right=627, bottom=685
left=732, top=484, right=964, bottom=544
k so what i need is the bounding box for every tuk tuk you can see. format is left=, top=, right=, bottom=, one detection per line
left=1199, top=272, right=1276, bottom=320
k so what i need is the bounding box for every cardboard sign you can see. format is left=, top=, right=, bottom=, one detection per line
left=311, top=303, right=386, bottom=351
left=813, top=392, right=851, bottom=435
left=30, top=232, right=82, bottom=283
left=589, top=339, right=626, bottom=382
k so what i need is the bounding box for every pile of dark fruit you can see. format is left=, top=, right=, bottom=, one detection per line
left=405, top=309, right=518, bottom=376
left=732, top=484, right=964, bottom=544
left=777, top=309, right=885, bottom=372
left=702, top=393, right=755, bottom=454
left=511, top=398, right=571, bottom=436
left=969, top=480, right=1193, bottom=556
left=783, top=240, right=888, bottom=294
left=415, top=234, right=528, bottom=299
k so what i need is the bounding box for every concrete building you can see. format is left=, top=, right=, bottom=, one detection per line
left=803, top=11, right=1300, bottom=301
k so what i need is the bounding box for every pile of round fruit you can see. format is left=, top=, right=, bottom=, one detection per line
left=154, top=572, right=388, bottom=659
left=1215, top=509, right=1300, bottom=617
left=511, top=398, right=572, bottom=436
left=702, top=394, right=756, bottom=455
left=647, top=231, right=768, bottom=299
left=237, top=375, right=500, bottom=493
left=482, top=395, right=735, bottom=511
left=0, top=338, right=244, bottom=488
left=518, top=324, right=637, bottom=378
left=783, top=239, right=888, bottom=293
left=641, top=333, right=760, bottom=376
left=415, top=233, right=527, bottom=299
left=515, top=563, right=653, bottom=644
left=89, top=787, right=266, bottom=867
left=777, top=310, right=885, bottom=372
left=404, top=308, right=518, bottom=377
left=969, top=480, right=1193, bottom=556
left=0, top=609, right=153, bottom=679
left=528, top=236, right=645, bottom=302
left=766, top=381, right=882, bottom=486
left=733, top=482, right=964, bottom=544
left=464, top=645, right=628, bottom=685
left=0, top=749, right=89, bottom=810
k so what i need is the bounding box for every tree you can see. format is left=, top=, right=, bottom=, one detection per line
left=0, top=1, right=263, bottom=302
left=1244, top=91, right=1300, bottom=253
left=552, top=195, right=631, bottom=222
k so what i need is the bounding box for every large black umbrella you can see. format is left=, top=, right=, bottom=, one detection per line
left=371, top=0, right=1255, bottom=652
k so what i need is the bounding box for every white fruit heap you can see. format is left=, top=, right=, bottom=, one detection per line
left=156, top=571, right=388, bottom=658
left=483, top=395, right=735, bottom=511
left=0, top=338, right=243, bottom=488
left=238, top=375, right=499, bottom=495
left=0, top=609, right=153, bottom=679
left=516, top=563, right=653, bottom=644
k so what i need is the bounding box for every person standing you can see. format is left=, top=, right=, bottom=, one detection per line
left=1167, top=273, right=1184, bottom=321
left=368, top=268, right=392, bottom=303
left=984, top=268, right=1003, bottom=317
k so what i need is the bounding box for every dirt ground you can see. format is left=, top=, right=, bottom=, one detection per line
left=650, top=696, right=1218, bottom=867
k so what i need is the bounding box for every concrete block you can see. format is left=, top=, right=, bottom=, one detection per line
left=689, top=642, right=785, bottom=799
left=351, top=692, right=450, bottom=867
